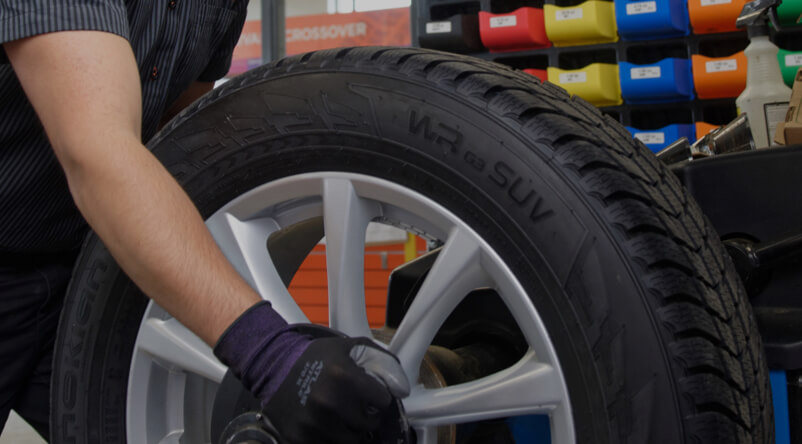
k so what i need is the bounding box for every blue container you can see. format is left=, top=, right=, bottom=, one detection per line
left=626, top=124, right=696, bottom=153
left=620, top=58, right=694, bottom=103
left=770, top=371, right=791, bottom=444
left=615, top=0, right=690, bottom=40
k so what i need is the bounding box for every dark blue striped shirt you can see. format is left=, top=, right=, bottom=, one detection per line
left=0, top=0, right=248, bottom=255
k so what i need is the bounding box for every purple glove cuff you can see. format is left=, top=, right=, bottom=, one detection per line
left=213, top=301, right=312, bottom=404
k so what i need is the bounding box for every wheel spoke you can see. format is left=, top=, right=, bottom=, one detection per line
left=404, top=351, right=564, bottom=426
left=322, top=178, right=380, bottom=337
left=156, top=432, right=183, bottom=444
left=206, top=211, right=308, bottom=323
left=389, top=227, right=491, bottom=382
left=412, top=426, right=439, bottom=444
left=481, top=254, right=563, bottom=367
left=137, top=317, right=226, bottom=383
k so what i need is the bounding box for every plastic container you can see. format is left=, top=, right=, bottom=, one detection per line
left=695, top=121, right=720, bottom=139
left=620, top=58, right=694, bottom=103
left=777, top=49, right=802, bottom=87
left=737, top=35, right=792, bottom=148
left=626, top=124, right=696, bottom=152
left=419, top=13, right=484, bottom=53
left=688, top=0, right=750, bottom=34
left=691, top=51, right=747, bottom=98
left=523, top=68, right=549, bottom=81
left=548, top=63, right=622, bottom=106
left=615, top=0, right=690, bottom=40
left=478, top=7, right=551, bottom=52
left=543, top=1, right=618, bottom=47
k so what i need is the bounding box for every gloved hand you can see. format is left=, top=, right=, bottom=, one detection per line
left=213, top=301, right=410, bottom=444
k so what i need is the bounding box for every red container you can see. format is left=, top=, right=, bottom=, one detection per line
left=479, top=7, right=551, bottom=52
left=523, top=68, right=548, bottom=81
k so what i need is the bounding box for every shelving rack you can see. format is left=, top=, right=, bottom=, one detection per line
left=411, top=0, right=802, bottom=150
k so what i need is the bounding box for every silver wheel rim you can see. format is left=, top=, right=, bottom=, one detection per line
left=126, top=172, right=575, bottom=443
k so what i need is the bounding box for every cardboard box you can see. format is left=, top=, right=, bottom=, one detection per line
left=775, top=67, right=802, bottom=145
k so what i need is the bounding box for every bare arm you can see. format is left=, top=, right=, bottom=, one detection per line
left=4, top=31, right=261, bottom=346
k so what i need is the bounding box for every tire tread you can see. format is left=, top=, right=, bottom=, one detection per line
left=155, top=47, right=772, bottom=444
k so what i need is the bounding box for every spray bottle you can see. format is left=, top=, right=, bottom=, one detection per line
left=735, top=0, right=792, bottom=148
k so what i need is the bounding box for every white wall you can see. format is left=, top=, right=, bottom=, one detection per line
left=286, top=0, right=328, bottom=17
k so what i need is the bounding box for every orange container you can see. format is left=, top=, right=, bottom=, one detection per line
left=688, top=0, right=750, bottom=34
left=523, top=68, right=548, bottom=81
left=695, top=121, right=720, bottom=139
left=691, top=51, right=747, bottom=99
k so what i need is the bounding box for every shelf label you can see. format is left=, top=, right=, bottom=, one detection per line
left=490, top=15, right=517, bottom=28
left=559, top=71, right=587, bottom=84
left=700, top=0, right=731, bottom=6
left=626, top=1, right=657, bottom=15
left=630, top=66, right=662, bottom=79
left=634, top=132, right=665, bottom=145
left=785, top=54, right=802, bottom=67
left=426, top=21, right=452, bottom=34
left=705, top=59, right=737, bottom=73
left=556, top=8, right=583, bottom=20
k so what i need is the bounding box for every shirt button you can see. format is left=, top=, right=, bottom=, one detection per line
left=151, top=66, right=159, bottom=80
left=168, top=0, right=176, bottom=8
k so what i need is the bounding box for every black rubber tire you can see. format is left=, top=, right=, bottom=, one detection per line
left=52, top=47, right=772, bottom=443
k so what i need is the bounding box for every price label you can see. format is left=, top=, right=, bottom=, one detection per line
left=785, top=54, right=802, bottom=67
left=556, top=8, right=583, bottom=20
left=700, top=0, right=731, bottom=6
left=559, top=71, right=587, bottom=84
left=630, top=66, right=662, bottom=79
left=426, top=21, right=452, bottom=34
left=626, top=1, right=657, bottom=15
left=706, top=59, right=737, bottom=73
left=634, top=132, right=665, bottom=145
left=490, top=15, right=518, bottom=28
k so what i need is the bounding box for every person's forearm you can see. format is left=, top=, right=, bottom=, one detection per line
left=5, top=31, right=261, bottom=346
left=65, top=136, right=261, bottom=345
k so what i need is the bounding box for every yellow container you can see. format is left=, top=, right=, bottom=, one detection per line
left=544, top=1, right=618, bottom=47
left=548, top=63, right=622, bottom=106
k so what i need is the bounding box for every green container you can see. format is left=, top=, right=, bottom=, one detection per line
left=777, top=49, right=802, bottom=86
left=777, top=0, right=802, bottom=25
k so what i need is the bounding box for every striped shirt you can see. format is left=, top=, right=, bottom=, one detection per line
left=0, top=0, right=248, bottom=256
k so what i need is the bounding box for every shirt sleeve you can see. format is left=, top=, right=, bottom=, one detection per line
left=197, top=1, right=249, bottom=82
left=0, top=0, right=129, bottom=63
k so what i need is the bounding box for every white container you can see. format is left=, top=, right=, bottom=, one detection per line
left=736, top=35, right=792, bottom=148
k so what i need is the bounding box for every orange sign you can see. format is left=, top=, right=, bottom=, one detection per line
left=286, top=8, right=411, bottom=55
left=230, top=20, right=263, bottom=76
left=229, top=8, right=411, bottom=76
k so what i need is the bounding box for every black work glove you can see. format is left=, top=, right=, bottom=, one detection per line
left=214, top=302, right=410, bottom=444
left=263, top=335, right=411, bottom=443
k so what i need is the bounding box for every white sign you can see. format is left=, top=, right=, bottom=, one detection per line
left=634, top=132, right=665, bottom=145
left=490, top=15, right=518, bottom=28
left=556, top=8, right=583, bottom=20
left=426, top=21, right=452, bottom=34
left=626, top=1, right=657, bottom=15
left=785, top=54, right=802, bottom=67
left=700, top=0, right=731, bottom=6
left=630, top=66, right=662, bottom=79
left=706, top=59, right=737, bottom=73
left=559, top=71, right=588, bottom=84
